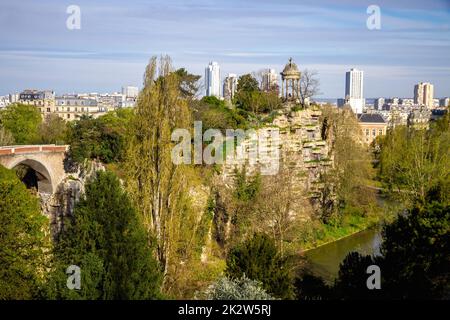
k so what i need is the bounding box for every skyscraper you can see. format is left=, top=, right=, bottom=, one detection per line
left=414, top=82, right=434, bottom=108
left=345, top=68, right=365, bottom=114
left=223, top=73, right=238, bottom=101
left=262, top=69, right=278, bottom=92
left=205, top=61, right=221, bottom=97
left=374, top=97, right=385, bottom=110
left=122, top=86, right=139, bottom=98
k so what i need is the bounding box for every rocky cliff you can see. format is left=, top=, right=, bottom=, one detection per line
left=40, top=160, right=105, bottom=238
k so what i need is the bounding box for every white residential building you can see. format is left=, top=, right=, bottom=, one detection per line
left=223, top=73, right=238, bottom=101
left=414, top=82, right=434, bottom=108
left=345, top=68, right=365, bottom=114
left=374, top=97, right=385, bottom=110
left=262, top=68, right=278, bottom=91
left=121, top=86, right=139, bottom=98
left=205, top=61, right=221, bottom=97
left=439, top=97, right=450, bottom=107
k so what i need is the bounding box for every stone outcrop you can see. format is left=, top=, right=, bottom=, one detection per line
left=40, top=160, right=105, bottom=238
left=220, top=105, right=333, bottom=214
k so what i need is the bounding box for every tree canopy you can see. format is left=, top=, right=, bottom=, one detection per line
left=49, top=170, right=163, bottom=299
left=225, top=233, right=294, bottom=299
left=0, top=103, right=42, bottom=144
left=0, top=165, right=50, bottom=299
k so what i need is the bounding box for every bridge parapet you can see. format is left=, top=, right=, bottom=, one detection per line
left=0, top=145, right=69, bottom=156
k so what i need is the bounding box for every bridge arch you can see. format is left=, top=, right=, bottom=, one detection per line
left=0, top=145, right=69, bottom=195
left=10, top=158, right=54, bottom=194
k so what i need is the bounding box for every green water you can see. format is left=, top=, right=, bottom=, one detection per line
left=304, top=227, right=383, bottom=283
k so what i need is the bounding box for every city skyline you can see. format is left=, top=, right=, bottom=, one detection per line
left=0, top=0, right=450, bottom=97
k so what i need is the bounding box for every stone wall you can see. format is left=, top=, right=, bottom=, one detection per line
left=41, top=160, right=105, bottom=239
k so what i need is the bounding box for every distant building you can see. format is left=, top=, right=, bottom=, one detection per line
left=433, top=98, right=440, bottom=108
left=9, top=93, right=19, bottom=104
left=408, top=108, right=431, bottom=129
left=358, top=113, right=387, bottom=144
left=430, top=108, right=448, bottom=122
left=0, top=96, right=9, bottom=108
left=223, top=73, right=238, bottom=101
left=18, top=89, right=56, bottom=115
left=374, top=97, right=385, bottom=110
left=205, top=61, right=221, bottom=97
left=55, top=96, right=101, bottom=121
left=98, top=93, right=124, bottom=110
left=261, top=69, right=278, bottom=92
left=386, top=97, right=399, bottom=106
left=337, top=98, right=345, bottom=108
left=414, top=82, right=434, bottom=108
left=121, top=86, right=139, bottom=98
left=439, top=97, right=449, bottom=107
left=345, top=68, right=365, bottom=114
left=399, top=98, right=414, bottom=106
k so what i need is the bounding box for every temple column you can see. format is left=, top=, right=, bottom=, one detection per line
left=285, top=79, right=288, bottom=99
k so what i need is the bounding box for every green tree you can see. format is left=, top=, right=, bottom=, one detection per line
left=320, top=106, right=375, bottom=222
left=0, top=103, right=41, bottom=144
left=225, top=233, right=294, bottom=299
left=195, top=97, right=249, bottom=132
left=380, top=202, right=450, bottom=299
left=0, top=165, right=50, bottom=299
left=49, top=170, right=162, bottom=300
left=201, top=96, right=227, bottom=109
left=233, top=169, right=261, bottom=202
left=38, top=113, right=68, bottom=144
left=0, top=126, right=14, bottom=146
left=66, top=110, right=133, bottom=164
left=174, top=68, right=201, bottom=99
left=125, top=56, right=203, bottom=291
left=378, top=117, right=449, bottom=206
left=334, top=201, right=449, bottom=300
left=294, top=272, right=332, bottom=300
left=334, top=252, right=381, bottom=300
left=236, top=74, right=259, bottom=93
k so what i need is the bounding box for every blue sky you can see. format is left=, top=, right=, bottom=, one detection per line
left=0, top=0, right=449, bottom=98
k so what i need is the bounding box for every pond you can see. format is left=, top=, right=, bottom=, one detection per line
left=303, top=227, right=383, bottom=283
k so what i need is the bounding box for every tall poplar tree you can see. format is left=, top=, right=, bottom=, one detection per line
left=125, top=56, right=194, bottom=283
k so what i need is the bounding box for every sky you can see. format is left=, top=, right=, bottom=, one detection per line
left=0, top=0, right=449, bottom=98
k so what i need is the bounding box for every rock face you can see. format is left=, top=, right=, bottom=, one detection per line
left=210, top=105, right=336, bottom=248
left=220, top=105, right=333, bottom=208
left=40, top=160, right=105, bottom=239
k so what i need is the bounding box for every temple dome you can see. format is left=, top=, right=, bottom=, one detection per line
left=281, top=58, right=300, bottom=77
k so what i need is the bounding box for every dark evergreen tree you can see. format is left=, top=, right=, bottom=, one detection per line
left=225, top=233, right=294, bottom=299
left=333, top=202, right=449, bottom=300
left=48, top=170, right=162, bottom=299
left=380, top=202, right=450, bottom=299
left=294, top=272, right=332, bottom=300
left=0, top=165, right=50, bottom=299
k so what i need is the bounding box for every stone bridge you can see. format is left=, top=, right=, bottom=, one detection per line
left=0, top=144, right=69, bottom=194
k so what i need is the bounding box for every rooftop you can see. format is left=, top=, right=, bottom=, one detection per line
left=358, top=113, right=386, bottom=123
